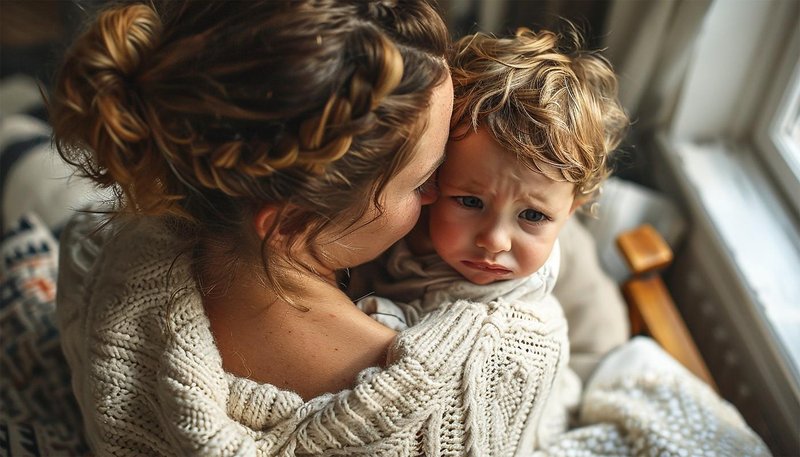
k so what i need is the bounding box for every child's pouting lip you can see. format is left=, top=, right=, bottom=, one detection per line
left=461, top=260, right=513, bottom=275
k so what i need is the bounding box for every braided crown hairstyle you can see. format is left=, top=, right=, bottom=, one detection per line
left=50, top=0, right=449, bottom=287
left=449, top=27, right=629, bottom=199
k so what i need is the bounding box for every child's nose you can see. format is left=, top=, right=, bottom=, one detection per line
left=475, top=222, right=511, bottom=253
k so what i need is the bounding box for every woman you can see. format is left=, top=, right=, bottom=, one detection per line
left=52, top=1, right=567, bottom=455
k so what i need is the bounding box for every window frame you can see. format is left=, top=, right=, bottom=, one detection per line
left=753, top=21, right=800, bottom=218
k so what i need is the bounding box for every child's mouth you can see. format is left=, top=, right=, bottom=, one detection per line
left=461, top=260, right=512, bottom=275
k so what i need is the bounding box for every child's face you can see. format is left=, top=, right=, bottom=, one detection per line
left=429, top=128, right=579, bottom=285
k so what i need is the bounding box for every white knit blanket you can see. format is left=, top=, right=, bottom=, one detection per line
left=535, top=337, right=771, bottom=456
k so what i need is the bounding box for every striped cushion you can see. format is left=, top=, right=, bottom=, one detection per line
left=0, top=213, right=87, bottom=456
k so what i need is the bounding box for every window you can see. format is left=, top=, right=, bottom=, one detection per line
left=668, top=0, right=800, bottom=369
left=755, top=24, right=800, bottom=217
left=652, top=0, right=799, bottom=451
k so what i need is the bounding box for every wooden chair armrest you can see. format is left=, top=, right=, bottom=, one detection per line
left=616, top=224, right=673, bottom=275
left=617, top=225, right=718, bottom=391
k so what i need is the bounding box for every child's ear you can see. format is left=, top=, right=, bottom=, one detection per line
left=569, top=196, right=586, bottom=216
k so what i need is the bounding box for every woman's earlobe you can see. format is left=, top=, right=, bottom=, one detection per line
left=254, top=205, right=279, bottom=240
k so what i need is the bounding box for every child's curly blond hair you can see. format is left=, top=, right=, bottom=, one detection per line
left=449, top=26, right=629, bottom=200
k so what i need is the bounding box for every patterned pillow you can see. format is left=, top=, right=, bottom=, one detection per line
left=0, top=213, right=87, bottom=456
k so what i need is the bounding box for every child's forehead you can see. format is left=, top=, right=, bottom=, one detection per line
left=444, top=131, right=559, bottom=179
left=441, top=149, right=561, bottom=190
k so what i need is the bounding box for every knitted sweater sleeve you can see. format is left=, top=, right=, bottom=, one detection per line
left=230, top=299, right=565, bottom=456
left=265, top=300, right=487, bottom=456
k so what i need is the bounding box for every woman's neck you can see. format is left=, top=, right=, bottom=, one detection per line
left=195, top=234, right=340, bottom=306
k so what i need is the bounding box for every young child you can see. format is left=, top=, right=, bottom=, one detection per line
left=350, top=26, right=629, bottom=448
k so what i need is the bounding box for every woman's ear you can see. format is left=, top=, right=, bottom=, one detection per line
left=253, top=205, right=279, bottom=240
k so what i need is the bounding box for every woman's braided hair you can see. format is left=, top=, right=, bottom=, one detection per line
left=50, top=0, right=448, bottom=246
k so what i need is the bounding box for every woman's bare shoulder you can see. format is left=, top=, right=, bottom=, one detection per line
left=207, top=297, right=397, bottom=400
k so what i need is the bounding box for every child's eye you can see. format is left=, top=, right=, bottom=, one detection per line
left=454, top=196, right=483, bottom=209
left=519, top=209, right=547, bottom=222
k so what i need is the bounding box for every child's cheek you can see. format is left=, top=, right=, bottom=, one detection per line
left=429, top=205, right=460, bottom=255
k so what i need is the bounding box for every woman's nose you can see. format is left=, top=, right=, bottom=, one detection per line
left=475, top=221, right=511, bottom=253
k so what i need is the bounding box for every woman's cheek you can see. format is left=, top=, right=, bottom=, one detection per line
left=394, top=194, right=422, bottom=238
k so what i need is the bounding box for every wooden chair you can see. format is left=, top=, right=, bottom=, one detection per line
left=616, top=224, right=718, bottom=391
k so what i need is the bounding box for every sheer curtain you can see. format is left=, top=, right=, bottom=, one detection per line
left=602, top=0, right=713, bottom=128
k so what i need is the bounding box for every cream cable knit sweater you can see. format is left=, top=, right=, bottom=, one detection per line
left=56, top=213, right=568, bottom=456
left=351, top=240, right=581, bottom=449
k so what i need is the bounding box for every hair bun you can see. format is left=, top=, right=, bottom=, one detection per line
left=89, top=4, right=161, bottom=147
left=95, top=4, right=161, bottom=79
left=50, top=3, right=165, bottom=213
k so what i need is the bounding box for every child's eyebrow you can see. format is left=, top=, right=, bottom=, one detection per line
left=445, top=177, right=484, bottom=194
left=524, top=190, right=549, bottom=202
left=523, top=191, right=557, bottom=212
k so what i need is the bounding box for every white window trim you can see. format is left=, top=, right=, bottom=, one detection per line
left=656, top=0, right=800, bottom=423
left=753, top=21, right=800, bottom=217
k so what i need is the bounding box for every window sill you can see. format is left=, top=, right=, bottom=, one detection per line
left=657, top=133, right=800, bottom=382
